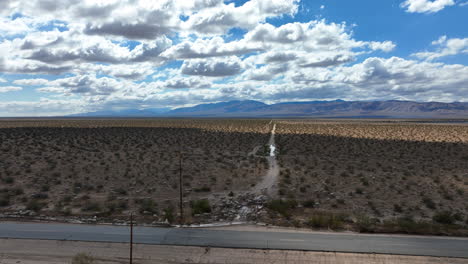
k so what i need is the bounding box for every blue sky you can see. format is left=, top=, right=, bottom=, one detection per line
left=0, top=0, right=467, bottom=116
left=302, top=0, right=467, bottom=61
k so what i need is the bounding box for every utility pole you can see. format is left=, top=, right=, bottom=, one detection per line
left=179, top=148, right=184, bottom=226
left=129, top=213, right=133, bottom=264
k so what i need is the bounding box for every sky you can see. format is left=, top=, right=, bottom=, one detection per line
left=0, top=0, right=467, bottom=116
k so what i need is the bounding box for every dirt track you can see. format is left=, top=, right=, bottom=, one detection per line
left=0, top=239, right=467, bottom=264
left=253, top=123, right=279, bottom=197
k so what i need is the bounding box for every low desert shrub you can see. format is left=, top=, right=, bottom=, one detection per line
left=0, top=195, right=10, bottom=207
left=422, top=197, right=436, bottom=209
left=302, top=199, right=315, bottom=208
left=82, top=201, right=101, bottom=212
left=26, top=199, right=46, bottom=212
left=267, top=199, right=297, bottom=217
left=164, top=207, right=175, bottom=223
left=355, top=188, right=363, bottom=195
left=356, top=215, right=379, bottom=233
left=71, top=253, right=94, bottom=264
left=138, top=198, right=157, bottom=214
left=194, top=186, right=211, bottom=192
left=191, top=199, right=211, bottom=215
left=433, top=211, right=456, bottom=225
left=387, top=217, right=434, bottom=234
left=307, top=212, right=345, bottom=230
left=115, top=188, right=128, bottom=195
left=377, top=217, right=453, bottom=235
left=2, top=176, right=14, bottom=184
left=393, top=204, right=403, bottom=213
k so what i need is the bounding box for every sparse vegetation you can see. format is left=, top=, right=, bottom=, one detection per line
left=191, top=199, right=211, bottom=215
left=0, top=119, right=269, bottom=222
left=26, top=199, right=46, bottom=212
left=137, top=198, right=157, bottom=215
left=0, top=119, right=467, bottom=235
left=302, top=199, right=315, bottom=208
left=164, top=207, right=175, bottom=223
left=0, top=195, right=10, bottom=207
left=433, top=211, right=457, bottom=225
left=267, top=199, right=297, bottom=218
left=71, top=253, right=94, bottom=264
left=271, top=120, right=468, bottom=235
left=307, top=211, right=346, bottom=230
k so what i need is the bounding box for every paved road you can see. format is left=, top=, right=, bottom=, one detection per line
left=0, top=222, right=467, bottom=258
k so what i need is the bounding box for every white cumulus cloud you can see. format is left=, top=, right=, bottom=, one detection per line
left=0, top=86, right=23, bottom=92
left=0, top=0, right=466, bottom=116
left=413, top=36, right=468, bottom=61
left=401, top=0, right=455, bottom=13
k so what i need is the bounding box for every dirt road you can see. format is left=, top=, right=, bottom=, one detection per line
left=253, top=123, right=279, bottom=196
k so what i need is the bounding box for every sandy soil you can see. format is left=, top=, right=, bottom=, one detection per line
left=1, top=239, right=467, bottom=264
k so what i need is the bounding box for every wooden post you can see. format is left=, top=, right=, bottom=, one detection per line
left=179, top=150, right=184, bottom=226
left=130, top=213, right=133, bottom=264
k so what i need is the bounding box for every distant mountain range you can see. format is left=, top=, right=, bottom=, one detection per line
left=69, top=108, right=171, bottom=117
left=69, top=100, right=468, bottom=118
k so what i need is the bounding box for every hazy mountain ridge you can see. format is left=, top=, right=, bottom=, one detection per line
left=69, top=108, right=171, bottom=117
left=168, top=100, right=267, bottom=114
left=70, top=100, right=468, bottom=118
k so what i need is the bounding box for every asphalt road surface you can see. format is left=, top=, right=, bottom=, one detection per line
left=0, top=222, right=467, bottom=258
